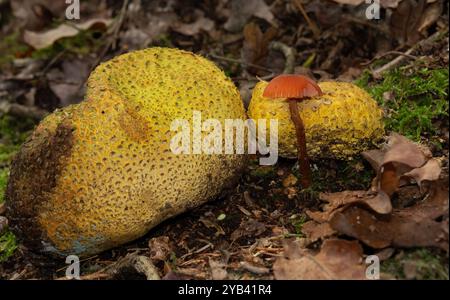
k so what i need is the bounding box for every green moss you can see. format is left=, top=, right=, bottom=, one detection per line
left=0, top=168, right=8, bottom=204
left=0, top=231, right=17, bottom=263
left=356, top=68, right=449, bottom=141
left=381, top=249, right=449, bottom=280
left=0, top=115, right=32, bottom=261
left=291, top=214, right=307, bottom=235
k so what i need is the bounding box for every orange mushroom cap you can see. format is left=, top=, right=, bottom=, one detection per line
left=263, top=74, right=323, bottom=99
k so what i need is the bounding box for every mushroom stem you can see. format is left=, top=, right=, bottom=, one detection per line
left=288, top=99, right=311, bottom=188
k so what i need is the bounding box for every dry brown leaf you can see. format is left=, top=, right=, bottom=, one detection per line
left=209, top=259, right=228, bottom=280
left=306, top=189, right=392, bottom=222
left=362, top=133, right=436, bottom=198
left=390, top=0, right=425, bottom=44
left=241, top=23, right=277, bottom=74
left=230, top=218, right=266, bottom=241
left=330, top=179, right=449, bottom=251
left=301, top=221, right=336, bottom=242
left=417, top=0, right=444, bottom=33
left=172, top=17, right=215, bottom=36
left=402, top=158, right=442, bottom=190
left=23, top=18, right=112, bottom=49
left=148, top=236, right=173, bottom=262
left=274, top=239, right=366, bottom=280
left=224, top=0, right=276, bottom=33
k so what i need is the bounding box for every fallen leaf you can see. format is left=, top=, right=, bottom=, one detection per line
left=199, top=216, right=225, bottom=236
left=224, top=0, right=276, bottom=33
left=306, top=189, right=391, bottom=222
left=47, top=59, right=91, bottom=106
left=209, top=259, right=228, bottom=280
left=402, top=158, right=442, bottom=191
left=241, top=23, right=277, bottom=74
left=10, top=0, right=67, bottom=30
left=282, top=174, right=298, bottom=187
left=389, top=0, right=428, bottom=45
left=301, top=221, right=336, bottom=242
left=330, top=179, right=449, bottom=251
left=173, top=16, right=215, bottom=36
left=23, top=18, right=112, bottom=49
left=417, top=0, right=444, bottom=33
left=148, top=236, right=173, bottom=262
left=362, top=133, right=436, bottom=197
left=240, top=261, right=270, bottom=275
left=374, top=247, right=395, bottom=261
left=230, top=219, right=266, bottom=241
left=274, top=239, right=366, bottom=279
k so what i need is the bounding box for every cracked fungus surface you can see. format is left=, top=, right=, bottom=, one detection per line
left=6, top=47, right=247, bottom=256
left=248, top=81, right=385, bottom=159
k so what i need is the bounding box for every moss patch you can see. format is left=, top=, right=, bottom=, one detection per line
left=0, top=115, right=35, bottom=261
left=356, top=67, right=449, bottom=141
left=382, top=249, right=449, bottom=280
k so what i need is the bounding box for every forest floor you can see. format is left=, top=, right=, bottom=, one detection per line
left=0, top=0, right=449, bottom=280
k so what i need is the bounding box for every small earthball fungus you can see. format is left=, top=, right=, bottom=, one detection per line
left=263, top=74, right=323, bottom=188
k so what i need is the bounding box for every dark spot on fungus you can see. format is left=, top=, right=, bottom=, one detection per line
left=6, top=121, right=75, bottom=252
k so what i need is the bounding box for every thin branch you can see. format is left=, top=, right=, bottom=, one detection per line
left=372, top=29, right=448, bottom=78
left=293, top=0, right=321, bottom=39
left=269, top=41, right=296, bottom=74
left=361, top=50, right=418, bottom=66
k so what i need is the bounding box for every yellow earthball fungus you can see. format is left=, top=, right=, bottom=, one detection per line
left=6, top=48, right=247, bottom=256
left=248, top=80, right=384, bottom=159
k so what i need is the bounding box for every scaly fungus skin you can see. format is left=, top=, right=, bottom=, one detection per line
left=248, top=81, right=385, bottom=159
left=6, top=47, right=247, bottom=256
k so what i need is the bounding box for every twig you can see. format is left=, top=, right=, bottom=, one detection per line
left=111, top=0, right=130, bottom=50
left=361, top=50, right=418, bottom=66
left=56, top=252, right=160, bottom=280
left=0, top=102, right=48, bottom=120
left=208, top=54, right=274, bottom=72
left=269, top=41, right=296, bottom=74
left=240, top=262, right=270, bottom=275
left=293, top=0, right=320, bottom=39
left=89, top=0, right=130, bottom=72
left=372, top=30, right=448, bottom=78
left=371, top=48, right=416, bottom=77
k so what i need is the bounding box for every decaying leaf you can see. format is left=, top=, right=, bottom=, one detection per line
left=402, top=158, right=442, bottom=191
left=172, top=15, right=215, bottom=36
left=209, top=259, right=228, bottom=280
left=241, top=23, right=277, bottom=73
left=224, top=0, right=276, bottom=33
left=330, top=179, right=449, bottom=251
left=148, top=236, right=173, bottom=262
left=305, top=133, right=446, bottom=252
left=230, top=218, right=266, bottom=241
left=362, top=132, right=437, bottom=198
left=274, top=239, right=366, bottom=279
left=301, top=221, right=336, bottom=242
left=306, top=189, right=391, bottom=222
left=389, top=0, right=442, bottom=45
left=23, top=18, right=112, bottom=49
